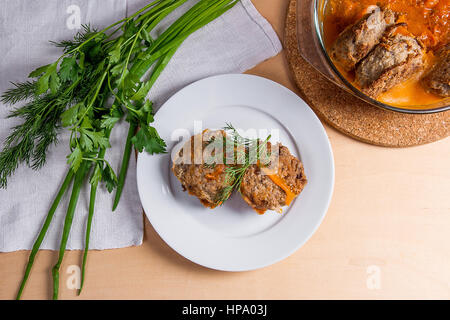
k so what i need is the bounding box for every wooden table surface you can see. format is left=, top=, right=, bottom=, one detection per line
left=1, top=0, right=449, bottom=300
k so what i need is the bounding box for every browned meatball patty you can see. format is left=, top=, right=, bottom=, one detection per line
left=355, top=29, right=424, bottom=98
left=240, top=144, right=307, bottom=214
left=172, top=130, right=230, bottom=208
left=421, top=44, right=450, bottom=97
left=330, top=6, right=395, bottom=72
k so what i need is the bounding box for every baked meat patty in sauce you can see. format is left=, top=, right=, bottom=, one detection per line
left=421, top=44, right=450, bottom=97
left=330, top=6, right=395, bottom=72
left=172, top=130, right=230, bottom=209
left=355, top=26, right=424, bottom=98
left=240, top=143, right=307, bottom=214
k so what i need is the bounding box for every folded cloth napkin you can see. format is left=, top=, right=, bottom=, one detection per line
left=0, top=0, right=281, bottom=252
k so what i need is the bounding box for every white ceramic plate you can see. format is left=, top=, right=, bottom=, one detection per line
left=136, top=74, right=334, bottom=271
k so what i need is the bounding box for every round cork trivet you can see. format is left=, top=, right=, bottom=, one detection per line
left=284, top=0, right=449, bottom=147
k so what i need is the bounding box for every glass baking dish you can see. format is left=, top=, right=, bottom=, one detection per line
left=296, top=0, right=450, bottom=114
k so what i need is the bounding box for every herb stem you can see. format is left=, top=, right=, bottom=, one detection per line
left=112, top=122, right=136, bottom=211
left=16, top=169, right=75, bottom=300
left=51, top=161, right=89, bottom=300
left=78, top=179, right=97, bottom=295
left=73, top=71, right=108, bottom=128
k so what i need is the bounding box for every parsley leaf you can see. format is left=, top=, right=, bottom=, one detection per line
left=35, top=63, right=57, bottom=95
left=59, top=56, right=80, bottom=82
left=67, top=146, right=83, bottom=171
left=80, top=129, right=110, bottom=150
left=49, top=72, right=61, bottom=94
left=101, top=114, right=121, bottom=130
left=131, top=125, right=166, bottom=155
left=61, top=103, right=82, bottom=127
left=108, top=39, right=123, bottom=64
left=29, top=64, right=51, bottom=78
left=102, top=164, right=118, bottom=193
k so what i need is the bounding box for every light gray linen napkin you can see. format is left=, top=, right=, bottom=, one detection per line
left=0, top=0, right=281, bottom=252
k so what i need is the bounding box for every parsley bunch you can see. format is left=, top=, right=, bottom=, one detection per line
left=0, top=0, right=239, bottom=300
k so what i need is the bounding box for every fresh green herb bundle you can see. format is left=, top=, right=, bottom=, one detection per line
left=0, top=0, right=238, bottom=300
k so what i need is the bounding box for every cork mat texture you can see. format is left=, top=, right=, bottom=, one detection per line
left=284, top=0, right=449, bottom=147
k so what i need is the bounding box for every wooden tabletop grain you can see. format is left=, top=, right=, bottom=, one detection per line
left=1, top=0, right=449, bottom=300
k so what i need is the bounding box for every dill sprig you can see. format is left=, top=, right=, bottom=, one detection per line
left=0, top=92, right=68, bottom=187
left=212, top=123, right=271, bottom=206
left=50, top=24, right=99, bottom=53
left=1, top=81, right=37, bottom=105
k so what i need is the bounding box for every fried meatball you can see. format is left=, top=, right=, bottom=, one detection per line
left=240, top=144, right=307, bottom=214
left=355, top=28, right=424, bottom=98
left=172, top=130, right=230, bottom=208
left=421, top=44, right=450, bottom=97
left=330, top=6, right=395, bottom=72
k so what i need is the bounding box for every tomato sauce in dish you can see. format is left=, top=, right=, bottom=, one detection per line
left=322, top=0, right=449, bottom=107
